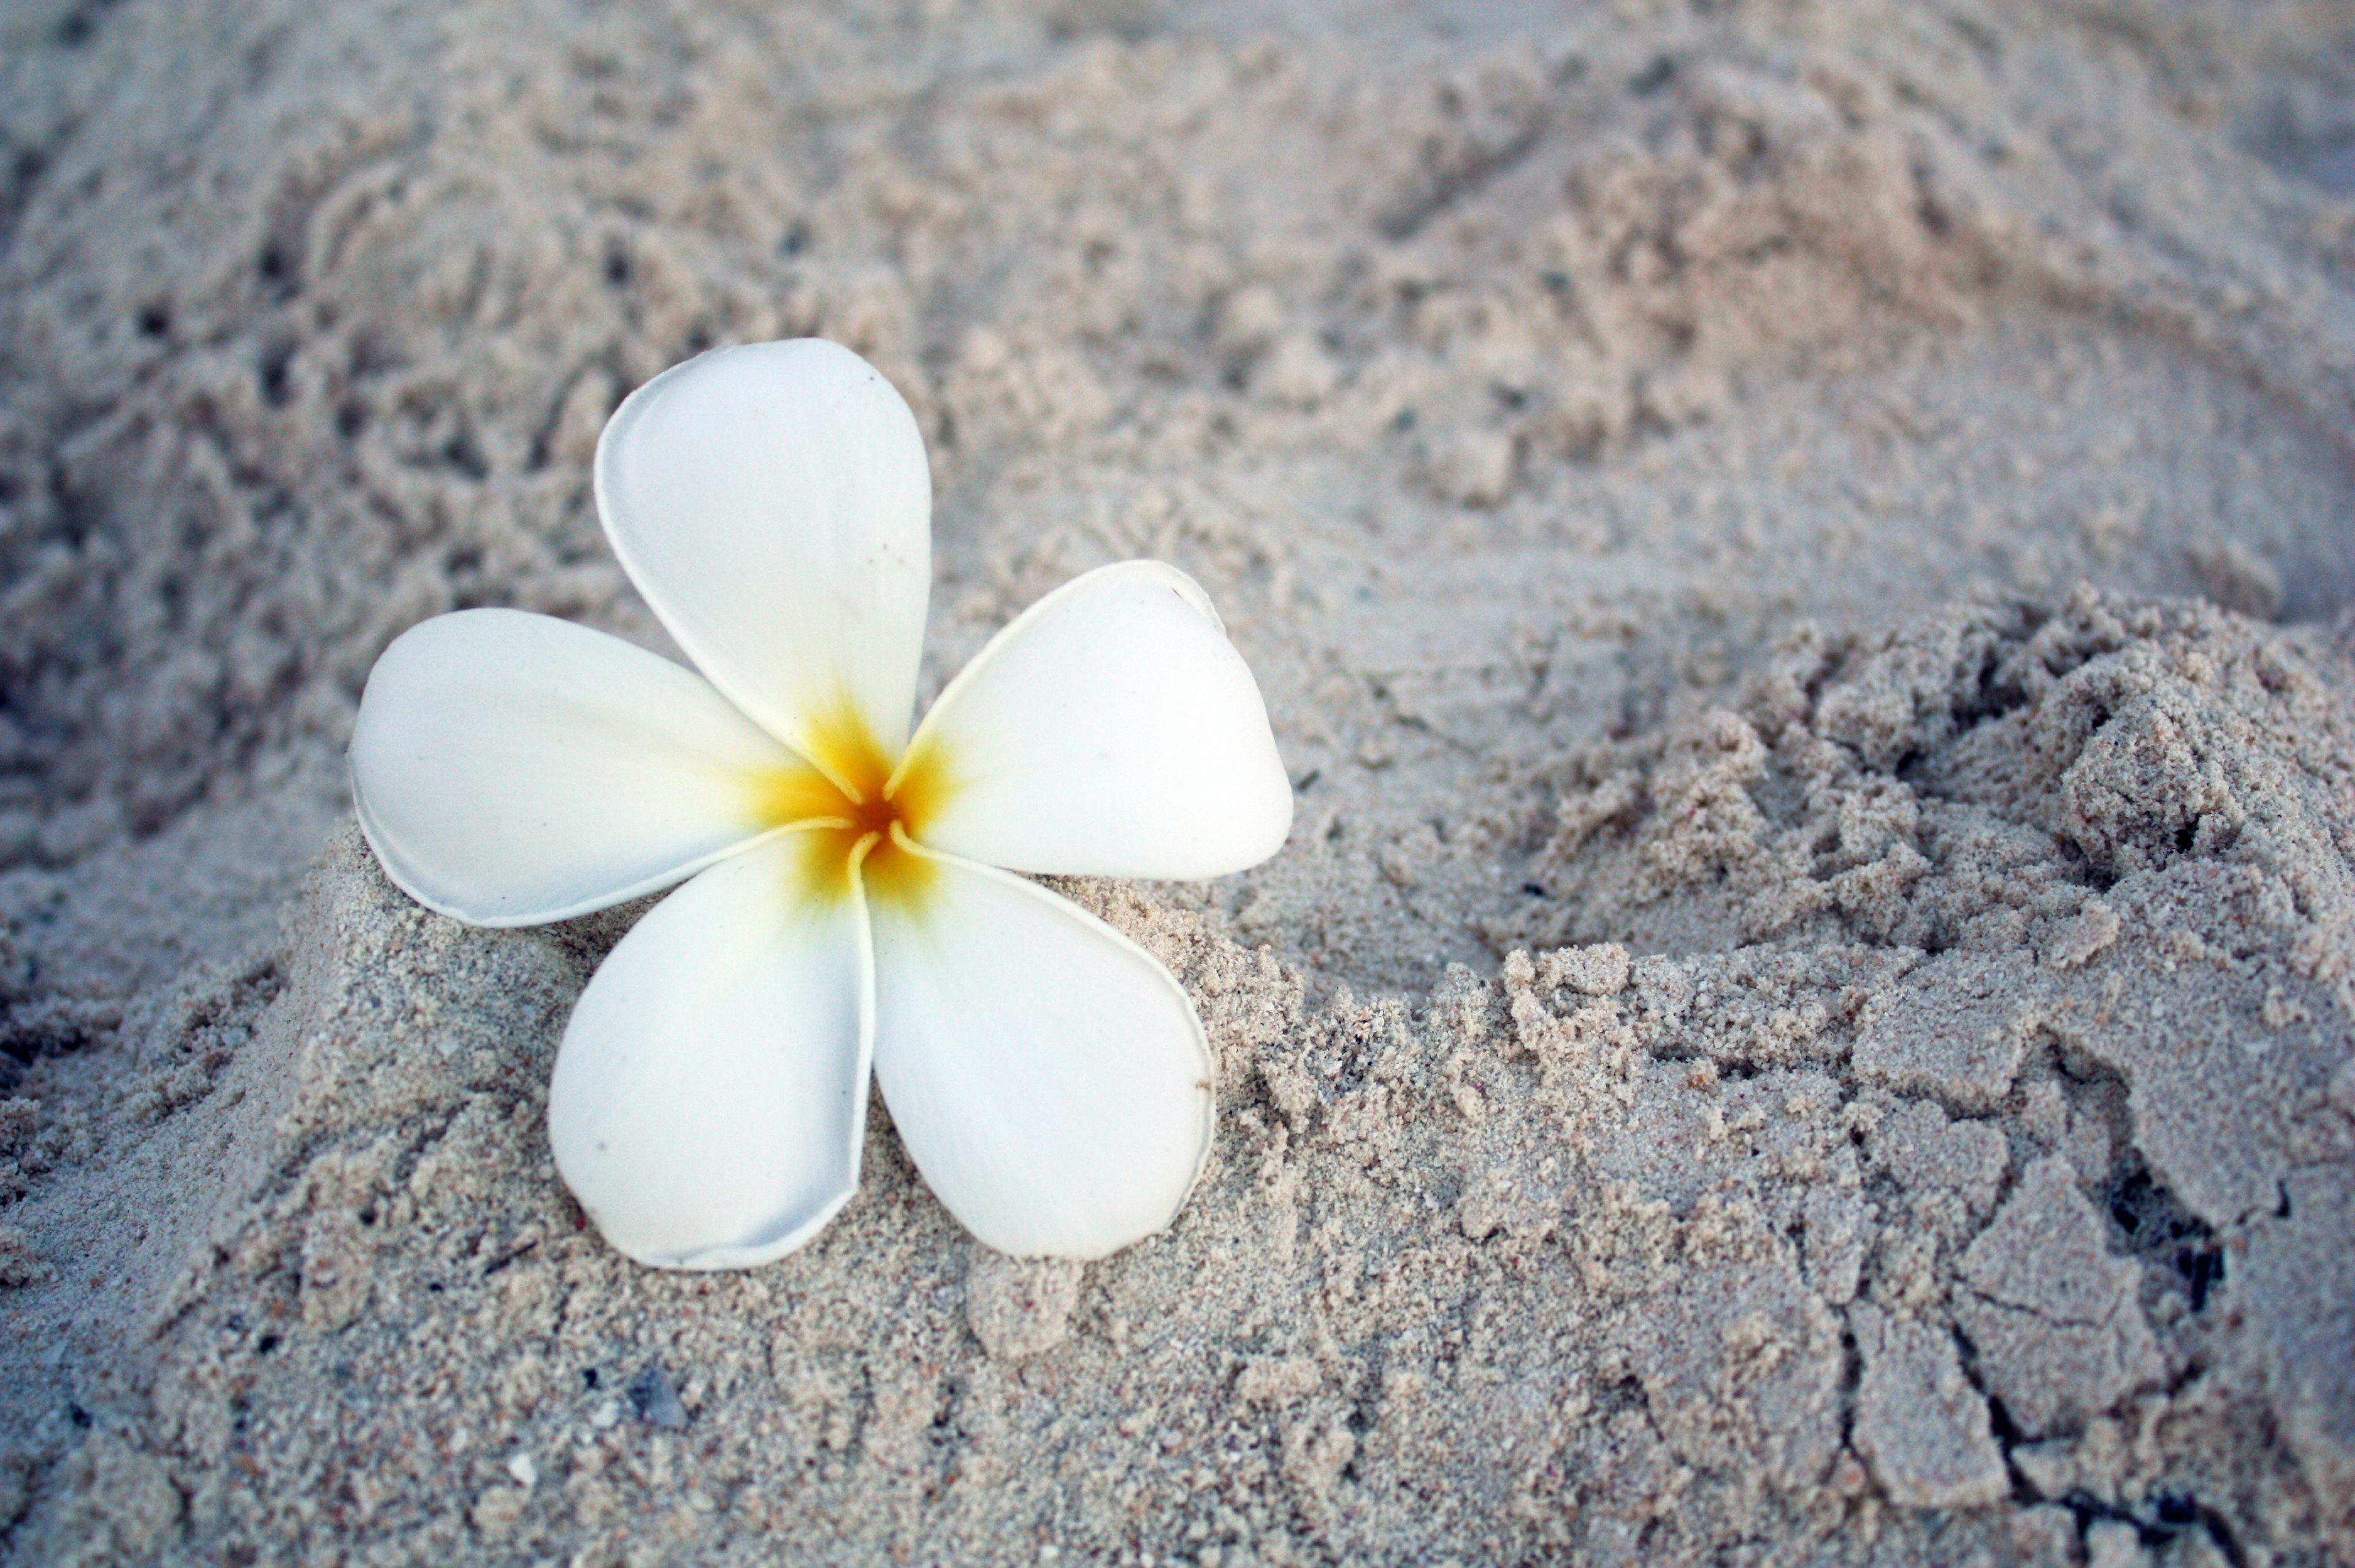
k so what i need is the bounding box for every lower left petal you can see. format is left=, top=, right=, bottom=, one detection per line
left=547, top=835, right=872, bottom=1270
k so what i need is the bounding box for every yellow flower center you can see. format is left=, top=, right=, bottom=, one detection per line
left=748, top=703, right=951, bottom=912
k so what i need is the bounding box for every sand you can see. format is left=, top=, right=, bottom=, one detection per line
left=2, top=0, right=2353, bottom=1562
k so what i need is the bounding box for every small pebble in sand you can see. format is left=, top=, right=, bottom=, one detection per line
left=627, top=1363, right=689, bottom=1431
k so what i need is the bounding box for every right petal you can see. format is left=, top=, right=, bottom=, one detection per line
left=595, top=339, right=933, bottom=771
left=350, top=608, right=826, bottom=927
left=902, top=562, right=1291, bottom=880
left=546, top=834, right=873, bottom=1271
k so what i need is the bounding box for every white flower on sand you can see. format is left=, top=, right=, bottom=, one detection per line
left=348, top=340, right=1291, bottom=1269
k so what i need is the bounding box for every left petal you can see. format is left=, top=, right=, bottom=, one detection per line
left=349, top=608, right=821, bottom=927
left=595, top=339, right=933, bottom=765
left=904, top=562, right=1292, bottom=879
left=867, top=847, right=1213, bottom=1260
left=546, top=835, right=873, bottom=1271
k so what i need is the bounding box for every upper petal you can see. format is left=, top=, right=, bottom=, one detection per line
left=905, top=562, right=1292, bottom=879
left=350, top=608, right=820, bottom=926
left=596, top=338, right=933, bottom=766
left=547, top=834, right=874, bottom=1271
left=868, top=847, right=1214, bottom=1260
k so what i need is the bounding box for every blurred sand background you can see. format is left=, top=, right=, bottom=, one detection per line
left=1, top=0, right=2354, bottom=1562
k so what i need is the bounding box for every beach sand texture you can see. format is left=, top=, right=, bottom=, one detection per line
left=2, top=0, right=2353, bottom=1562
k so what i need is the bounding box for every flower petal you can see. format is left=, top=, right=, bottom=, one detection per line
left=595, top=339, right=932, bottom=766
left=546, top=835, right=873, bottom=1270
left=905, top=562, right=1292, bottom=879
left=868, top=847, right=1213, bottom=1260
left=350, top=608, right=822, bottom=926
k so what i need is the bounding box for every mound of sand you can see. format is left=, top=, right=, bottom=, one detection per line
left=2, top=0, right=2353, bottom=1563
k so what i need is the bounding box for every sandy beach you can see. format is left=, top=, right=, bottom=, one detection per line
left=2, top=0, right=2353, bottom=1562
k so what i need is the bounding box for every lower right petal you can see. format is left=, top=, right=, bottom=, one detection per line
left=547, top=835, right=873, bottom=1270
left=867, top=848, right=1214, bottom=1261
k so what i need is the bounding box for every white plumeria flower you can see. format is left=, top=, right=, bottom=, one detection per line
left=348, top=340, right=1291, bottom=1269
